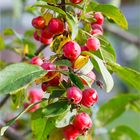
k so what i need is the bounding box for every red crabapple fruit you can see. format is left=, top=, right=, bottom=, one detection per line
left=31, top=56, right=43, bottom=66
left=81, top=88, right=98, bottom=107
left=67, top=86, right=82, bottom=104
left=41, top=27, right=53, bottom=39
left=28, top=89, right=44, bottom=103
left=94, top=12, right=104, bottom=25
left=32, top=16, right=46, bottom=29
left=63, top=124, right=80, bottom=140
left=86, top=37, right=100, bottom=51
left=91, top=29, right=103, bottom=35
left=70, top=0, right=83, bottom=4
left=34, top=31, right=40, bottom=41
left=40, top=36, right=53, bottom=45
left=81, top=71, right=96, bottom=85
left=73, top=112, right=92, bottom=133
left=48, top=18, right=64, bottom=35
left=41, top=62, right=55, bottom=77
left=63, top=41, right=81, bottom=61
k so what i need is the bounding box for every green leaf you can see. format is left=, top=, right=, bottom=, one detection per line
left=4, top=28, right=22, bottom=40
left=0, top=63, right=46, bottom=94
left=66, top=12, right=79, bottom=40
left=0, top=35, right=5, bottom=50
left=34, top=4, right=66, bottom=16
left=80, top=59, right=94, bottom=75
left=3, top=28, right=15, bottom=36
left=23, top=38, right=36, bottom=55
left=49, top=89, right=66, bottom=100
left=11, top=88, right=26, bottom=109
left=107, top=62, right=140, bottom=91
left=98, top=36, right=116, bottom=63
left=31, top=117, right=56, bottom=140
left=94, top=55, right=114, bottom=92
left=54, top=59, right=72, bottom=67
left=43, top=101, right=70, bottom=118
left=55, top=110, right=77, bottom=128
left=109, top=125, right=140, bottom=140
left=94, top=4, right=128, bottom=29
left=69, top=73, right=84, bottom=90
left=96, top=94, right=140, bottom=126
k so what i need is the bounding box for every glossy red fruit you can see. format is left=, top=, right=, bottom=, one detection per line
left=91, top=29, right=103, bottom=35
left=48, top=18, right=64, bottom=35
left=32, top=16, right=46, bottom=29
left=28, top=89, right=44, bottom=103
left=67, top=86, right=82, bottom=104
left=63, top=124, right=80, bottom=140
left=63, top=41, right=81, bottom=61
left=81, top=88, right=98, bottom=107
left=81, top=71, right=96, bottom=85
left=94, top=12, right=104, bottom=25
left=90, top=23, right=103, bottom=32
left=41, top=62, right=55, bottom=76
left=81, top=46, right=89, bottom=52
left=41, top=27, right=53, bottom=39
left=41, top=82, right=50, bottom=92
left=70, top=0, right=83, bottom=4
left=24, top=102, right=40, bottom=113
left=34, top=31, right=40, bottom=41
left=40, top=36, right=53, bottom=45
left=73, top=112, right=92, bottom=133
left=31, top=56, right=43, bottom=66
left=86, top=37, right=100, bottom=51
left=49, top=76, right=61, bottom=86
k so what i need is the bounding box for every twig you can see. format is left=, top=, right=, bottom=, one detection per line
left=0, top=94, right=10, bottom=108
left=34, top=44, right=48, bottom=56
left=0, top=120, right=24, bottom=140
left=104, top=25, right=140, bottom=48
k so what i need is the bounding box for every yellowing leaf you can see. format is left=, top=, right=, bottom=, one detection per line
left=24, top=44, right=29, bottom=55
left=73, top=55, right=89, bottom=69
left=43, top=12, right=53, bottom=25
left=35, top=72, right=60, bottom=84
left=50, top=35, right=70, bottom=53
left=49, top=129, right=64, bottom=140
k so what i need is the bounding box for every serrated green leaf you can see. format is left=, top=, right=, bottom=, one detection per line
left=107, top=62, right=140, bottom=91
left=94, top=4, right=128, bottom=29
left=96, top=94, right=140, bottom=126
left=69, top=73, right=84, bottom=90
left=43, top=101, right=70, bottom=118
left=0, top=63, right=47, bottom=94
left=109, top=125, right=140, bottom=140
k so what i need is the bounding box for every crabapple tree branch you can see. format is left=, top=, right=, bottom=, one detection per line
left=0, top=94, right=10, bottom=108
left=104, top=25, right=140, bottom=48
left=0, top=120, right=24, bottom=140
left=35, top=44, right=48, bottom=56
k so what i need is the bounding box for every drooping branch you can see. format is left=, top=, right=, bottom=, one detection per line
left=0, top=94, right=10, bottom=108
left=104, top=25, right=140, bottom=48
left=0, top=120, right=24, bottom=140
left=34, top=45, right=48, bottom=56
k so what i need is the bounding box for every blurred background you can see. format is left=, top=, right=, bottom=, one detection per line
left=0, top=0, right=140, bottom=140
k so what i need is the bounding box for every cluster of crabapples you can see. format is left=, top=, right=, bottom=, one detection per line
left=26, top=4, right=105, bottom=140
